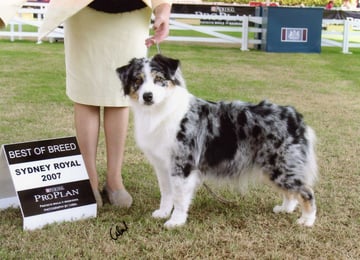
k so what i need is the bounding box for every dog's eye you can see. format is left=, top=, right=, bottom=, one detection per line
left=133, top=77, right=143, bottom=88
left=154, top=75, right=166, bottom=86
left=155, top=75, right=164, bottom=82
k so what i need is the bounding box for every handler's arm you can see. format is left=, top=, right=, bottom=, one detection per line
left=145, top=1, right=172, bottom=48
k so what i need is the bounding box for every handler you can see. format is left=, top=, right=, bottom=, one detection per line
left=0, top=0, right=172, bottom=208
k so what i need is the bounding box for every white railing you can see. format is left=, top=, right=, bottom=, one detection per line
left=1, top=2, right=360, bottom=53
left=0, top=2, right=63, bottom=43
left=322, top=18, right=360, bottom=53
left=167, top=13, right=262, bottom=51
left=0, top=2, right=44, bottom=41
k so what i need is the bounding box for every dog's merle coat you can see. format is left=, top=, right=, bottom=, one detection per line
left=117, top=54, right=318, bottom=228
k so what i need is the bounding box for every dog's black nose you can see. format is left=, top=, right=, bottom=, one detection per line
left=143, top=92, right=153, bottom=103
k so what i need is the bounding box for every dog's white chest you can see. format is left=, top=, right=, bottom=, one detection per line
left=131, top=88, right=191, bottom=156
left=134, top=115, right=178, bottom=153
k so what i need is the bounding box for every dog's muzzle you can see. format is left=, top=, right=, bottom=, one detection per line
left=143, top=92, right=154, bottom=105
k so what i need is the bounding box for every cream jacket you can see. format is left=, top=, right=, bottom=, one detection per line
left=0, top=0, right=26, bottom=28
left=0, top=0, right=171, bottom=39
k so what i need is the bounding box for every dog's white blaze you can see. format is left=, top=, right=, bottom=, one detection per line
left=136, top=62, right=165, bottom=106
left=136, top=62, right=153, bottom=104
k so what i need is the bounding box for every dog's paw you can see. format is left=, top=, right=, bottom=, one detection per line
left=163, top=211, right=188, bottom=229
left=164, top=219, right=186, bottom=229
left=273, top=202, right=297, bottom=213
left=296, top=216, right=315, bottom=227
left=273, top=205, right=287, bottom=213
left=152, top=209, right=171, bottom=219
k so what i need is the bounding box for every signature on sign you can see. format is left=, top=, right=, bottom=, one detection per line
left=110, top=221, right=128, bottom=240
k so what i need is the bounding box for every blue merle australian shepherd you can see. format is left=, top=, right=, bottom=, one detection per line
left=116, top=54, right=318, bottom=229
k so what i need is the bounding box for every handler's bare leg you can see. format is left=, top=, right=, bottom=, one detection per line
left=104, top=107, right=132, bottom=208
left=74, top=103, right=102, bottom=206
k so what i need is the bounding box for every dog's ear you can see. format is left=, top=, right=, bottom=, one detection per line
left=116, top=58, right=139, bottom=96
left=116, top=63, right=131, bottom=86
left=151, top=54, right=180, bottom=78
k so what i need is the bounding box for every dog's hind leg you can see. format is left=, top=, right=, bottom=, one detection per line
left=296, top=185, right=316, bottom=227
left=267, top=167, right=316, bottom=226
left=164, top=170, right=201, bottom=229
left=273, top=191, right=298, bottom=213
left=273, top=185, right=316, bottom=227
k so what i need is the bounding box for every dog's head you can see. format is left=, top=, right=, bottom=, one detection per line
left=116, top=54, right=185, bottom=106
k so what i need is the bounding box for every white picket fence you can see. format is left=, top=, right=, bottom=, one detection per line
left=1, top=2, right=360, bottom=53
left=166, top=13, right=263, bottom=51
left=0, top=2, right=63, bottom=42
left=321, top=17, right=360, bottom=53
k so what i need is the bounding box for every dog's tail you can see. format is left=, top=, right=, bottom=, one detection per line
left=304, top=126, right=318, bottom=186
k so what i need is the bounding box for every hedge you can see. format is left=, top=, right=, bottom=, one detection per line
left=202, top=0, right=342, bottom=8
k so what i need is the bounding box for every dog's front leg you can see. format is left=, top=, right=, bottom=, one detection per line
left=164, top=170, right=201, bottom=229
left=151, top=163, right=173, bottom=219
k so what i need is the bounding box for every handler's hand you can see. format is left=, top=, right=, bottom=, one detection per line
left=145, top=3, right=171, bottom=48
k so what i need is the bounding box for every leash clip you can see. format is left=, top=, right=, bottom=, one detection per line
left=156, top=43, right=161, bottom=54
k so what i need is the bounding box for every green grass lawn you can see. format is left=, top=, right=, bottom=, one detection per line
left=0, top=40, right=359, bottom=259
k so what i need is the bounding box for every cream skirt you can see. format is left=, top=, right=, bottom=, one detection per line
left=64, top=7, right=152, bottom=107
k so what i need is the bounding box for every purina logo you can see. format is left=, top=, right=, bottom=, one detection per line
left=281, top=28, right=308, bottom=43
left=34, top=186, right=79, bottom=203
left=45, top=186, right=64, bottom=193
left=210, top=6, right=235, bottom=14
